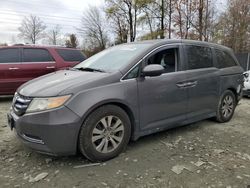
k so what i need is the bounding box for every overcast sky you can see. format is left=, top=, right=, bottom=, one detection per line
left=0, top=0, right=104, bottom=44
left=0, top=0, right=227, bottom=45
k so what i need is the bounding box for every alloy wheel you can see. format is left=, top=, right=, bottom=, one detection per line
left=92, top=115, right=124, bottom=153
left=221, top=95, right=234, bottom=118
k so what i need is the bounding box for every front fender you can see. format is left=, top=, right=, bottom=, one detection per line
left=65, top=80, right=139, bottom=133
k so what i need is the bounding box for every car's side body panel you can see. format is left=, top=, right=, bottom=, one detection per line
left=213, top=47, right=244, bottom=101
left=0, top=46, right=86, bottom=95
left=136, top=44, right=188, bottom=135
left=181, top=44, right=221, bottom=119
left=65, top=78, right=140, bottom=139
left=184, top=68, right=220, bottom=118
left=218, top=67, right=244, bottom=98
left=0, top=47, right=23, bottom=94
left=136, top=71, right=188, bottom=137
left=19, top=47, right=57, bottom=84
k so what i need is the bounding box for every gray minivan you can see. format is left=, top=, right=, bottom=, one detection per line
left=8, top=39, right=243, bottom=161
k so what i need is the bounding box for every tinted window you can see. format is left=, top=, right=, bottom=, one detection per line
left=186, top=45, right=213, bottom=69
left=215, top=50, right=237, bottom=68
left=23, top=48, right=53, bottom=62
left=0, top=48, right=20, bottom=63
left=146, top=48, right=177, bottom=73
left=56, top=49, right=86, bottom=62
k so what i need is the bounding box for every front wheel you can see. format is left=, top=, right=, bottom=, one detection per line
left=215, top=90, right=236, bottom=123
left=78, top=105, right=131, bottom=162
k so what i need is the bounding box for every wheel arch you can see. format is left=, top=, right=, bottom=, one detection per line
left=78, top=99, right=137, bottom=141
left=227, top=87, right=238, bottom=101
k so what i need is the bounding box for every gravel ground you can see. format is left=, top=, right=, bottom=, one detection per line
left=1, top=96, right=250, bottom=188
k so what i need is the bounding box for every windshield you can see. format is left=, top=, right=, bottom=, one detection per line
left=74, top=44, right=151, bottom=72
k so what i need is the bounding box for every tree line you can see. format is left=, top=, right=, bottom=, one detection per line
left=13, top=0, right=249, bottom=55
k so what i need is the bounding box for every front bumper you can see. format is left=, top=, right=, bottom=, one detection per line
left=8, top=106, right=82, bottom=156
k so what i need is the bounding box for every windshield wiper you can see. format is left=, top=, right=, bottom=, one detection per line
left=66, top=67, right=78, bottom=71
left=76, top=67, right=105, bottom=73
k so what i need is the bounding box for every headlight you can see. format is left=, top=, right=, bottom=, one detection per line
left=26, top=95, right=71, bottom=113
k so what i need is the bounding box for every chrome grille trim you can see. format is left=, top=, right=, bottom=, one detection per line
left=13, top=93, right=32, bottom=116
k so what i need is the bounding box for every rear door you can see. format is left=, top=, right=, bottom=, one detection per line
left=0, top=48, right=22, bottom=94
left=184, top=45, right=220, bottom=119
left=20, top=48, right=56, bottom=82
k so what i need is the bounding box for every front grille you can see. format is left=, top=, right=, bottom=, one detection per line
left=13, top=93, right=32, bottom=116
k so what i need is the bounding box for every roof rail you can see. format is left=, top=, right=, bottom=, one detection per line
left=11, top=43, right=81, bottom=49
left=22, top=44, right=66, bottom=47
left=12, top=43, right=25, bottom=46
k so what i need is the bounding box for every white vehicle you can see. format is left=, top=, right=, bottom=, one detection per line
left=243, top=70, right=250, bottom=97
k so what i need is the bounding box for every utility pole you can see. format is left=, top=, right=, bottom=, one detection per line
left=160, top=0, right=165, bottom=39
left=185, top=0, right=191, bottom=39
left=169, top=0, right=172, bottom=39
left=204, top=0, right=209, bottom=41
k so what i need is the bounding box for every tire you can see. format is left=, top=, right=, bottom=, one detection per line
left=215, top=90, right=236, bottom=123
left=78, top=105, right=131, bottom=162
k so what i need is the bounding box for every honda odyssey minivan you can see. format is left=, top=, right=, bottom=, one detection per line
left=8, top=39, right=243, bottom=162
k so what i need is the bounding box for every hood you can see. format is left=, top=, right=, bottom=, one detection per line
left=18, top=70, right=111, bottom=97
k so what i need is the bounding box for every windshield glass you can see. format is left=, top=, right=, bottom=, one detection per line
left=74, top=44, right=150, bottom=72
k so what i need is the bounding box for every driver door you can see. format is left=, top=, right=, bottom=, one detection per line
left=137, top=45, right=188, bottom=131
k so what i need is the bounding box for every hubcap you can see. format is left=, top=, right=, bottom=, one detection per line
left=92, top=116, right=124, bottom=153
left=221, top=95, right=234, bottom=118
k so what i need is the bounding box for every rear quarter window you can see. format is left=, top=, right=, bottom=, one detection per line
left=56, top=49, right=86, bottom=62
left=186, top=45, right=213, bottom=70
left=215, top=49, right=237, bottom=68
left=0, top=48, right=20, bottom=63
left=23, top=48, right=54, bottom=62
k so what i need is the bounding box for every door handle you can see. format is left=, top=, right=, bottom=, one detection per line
left=46, top=66, right=55, bottom=69
left=186, top=81, right=198, bottom=87
left=176, top=81, right=198, bottom=88
left=9, top=67, right=19, bottom=70
left=176, top=83, right=187, bottom=88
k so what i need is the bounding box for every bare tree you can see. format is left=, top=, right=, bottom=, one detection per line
left=168, top=0, right=172, bottom=39
left=46, top=25, right=61, bottom=45
left=106, top=5, right=129, bottom=44
left=65, top=34, right=78, bottom=48
left=140, top=0, right=168, bottom=39
left=18, top=15, right=46, bottom=44
left=78, top=6, right=108, bottom=50
left=171, top=0, right=196, bottom=39
left=172, top=0, right=215, bottom=41
left=173, top=0, right=185, bottom=38
left=105, top=0, right=146, bottom=42
left=212, top=0, right=249, bottom=52
left=0, top=43, right=8, bottom=46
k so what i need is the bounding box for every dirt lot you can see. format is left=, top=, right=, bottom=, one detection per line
left=1, top=97, right=250, bottom=188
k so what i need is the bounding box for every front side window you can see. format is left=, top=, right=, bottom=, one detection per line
left=75, top=44, right=151, bottom=72
left=215, top=49, right=237, bottom=68
left=23, top=48, right=53, bottom=62
left=145, top=48, right=177, bottom=73
left=186, top=45, right=213, bottom=70
left=0, top=48, right=20, bottom=63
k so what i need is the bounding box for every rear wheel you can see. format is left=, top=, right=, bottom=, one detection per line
left=78, top=105, right=131, bottom=162
left=215, top=90, right=236, bottom=123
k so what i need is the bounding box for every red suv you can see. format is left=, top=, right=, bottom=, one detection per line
left=0, top=45, right=86, bottom=95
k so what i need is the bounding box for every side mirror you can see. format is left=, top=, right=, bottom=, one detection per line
left=142, top=64, right=164, bottom=77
